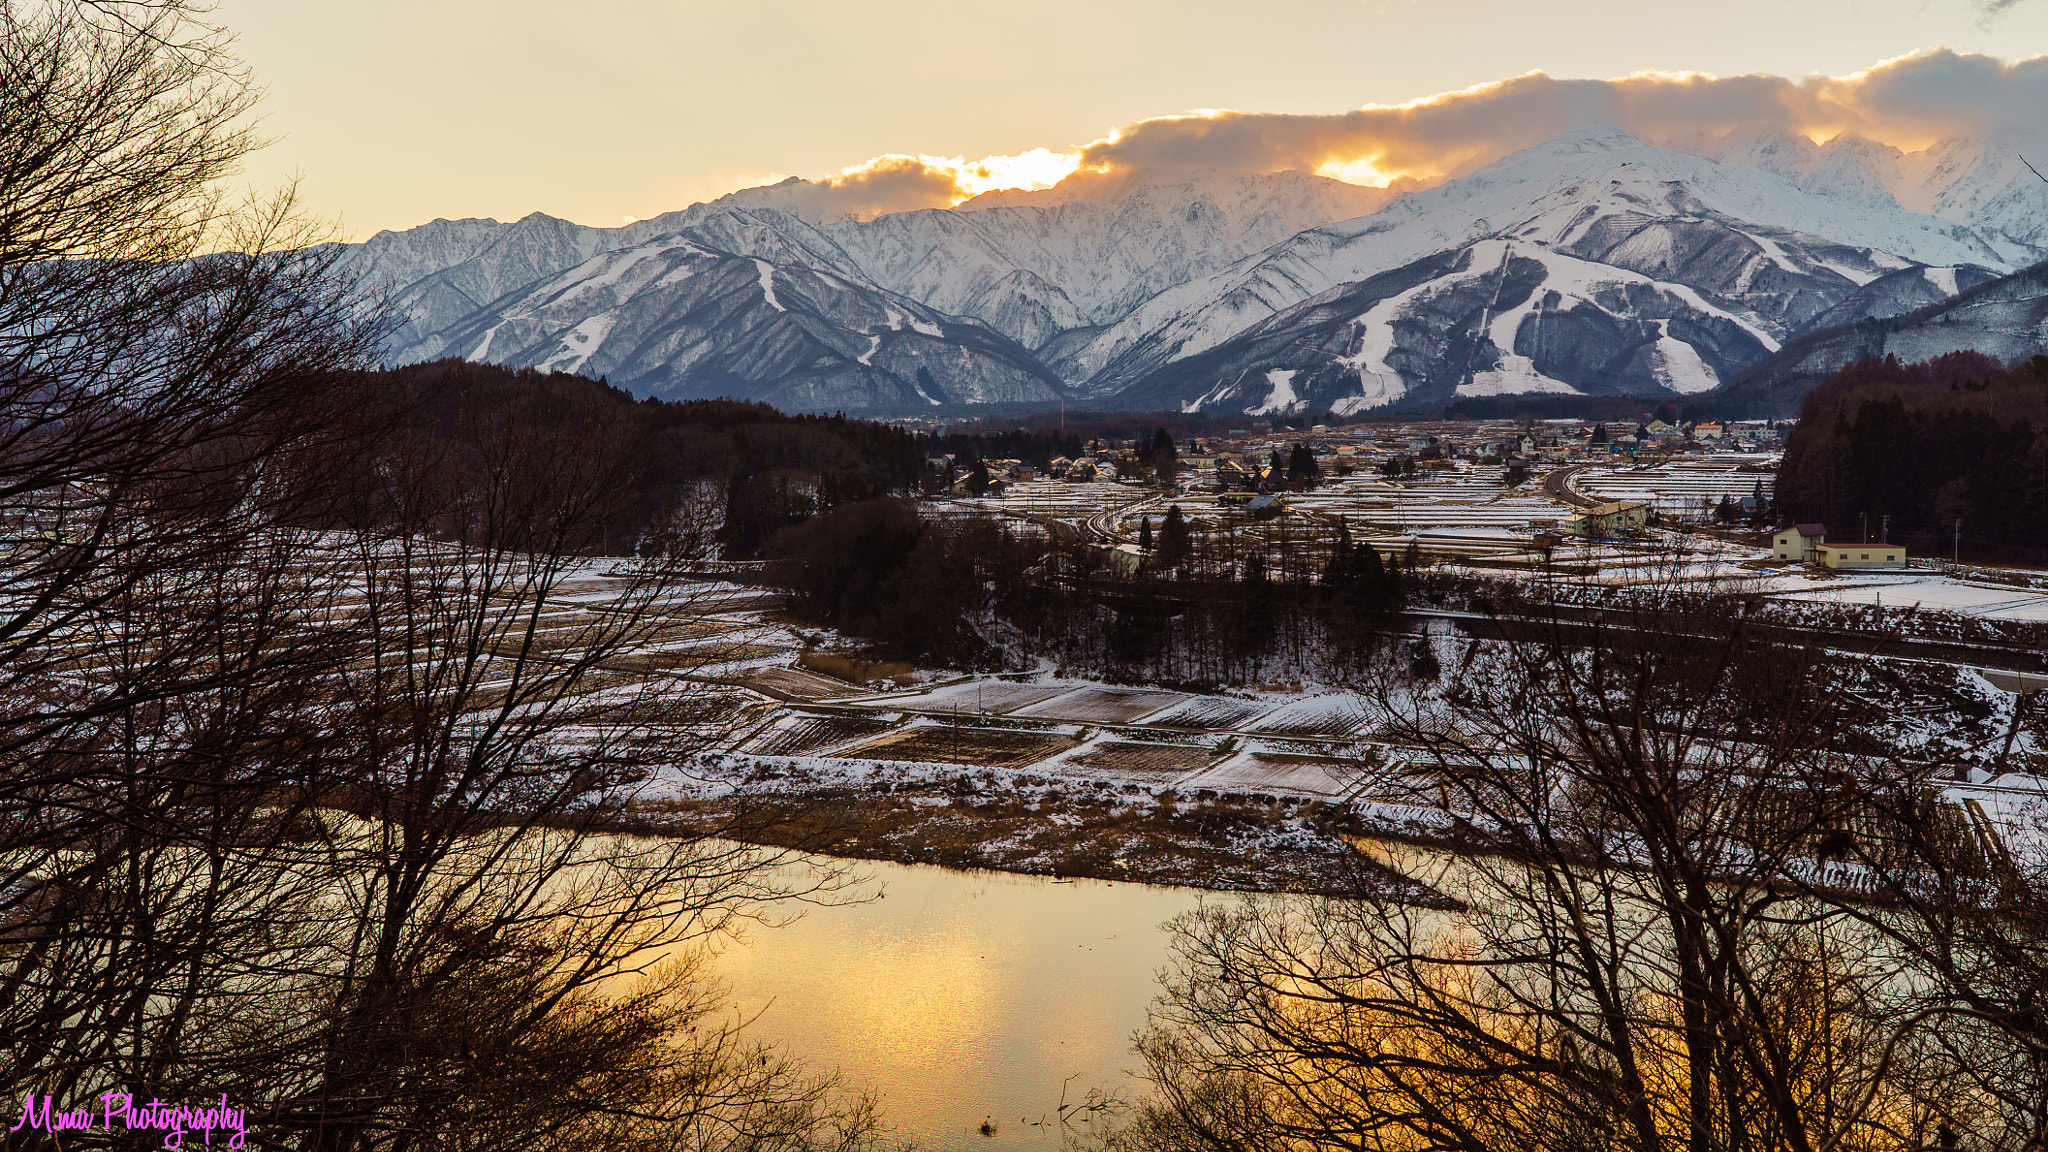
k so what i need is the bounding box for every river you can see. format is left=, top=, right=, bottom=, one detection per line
left=710, top=859, right=1214, bottom=1150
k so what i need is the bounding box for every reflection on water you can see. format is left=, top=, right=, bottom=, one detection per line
left=711, top=860, right=1209, bottom=1150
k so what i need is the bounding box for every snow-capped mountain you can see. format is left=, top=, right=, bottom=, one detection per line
left=340, top=127, right=2048, bottom=414
left=398, top=238, right=1066, bottom=410
left=1112, top=239, right=1782, bottom=416
left=1687, top=126, right=2048, bottom=255
left=345, top=168, right=1389, bottom=359
left=1712, top=259, right=2048, bottom=414
left=1080, top=128, right=2028, bottom=412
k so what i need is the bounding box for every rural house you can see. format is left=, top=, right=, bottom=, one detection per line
left=1773, top=524, right=1827, bottom=562
left=1561, top=499, right=1650, bottom=538
left=1814, top=542, right=1907, bottom=570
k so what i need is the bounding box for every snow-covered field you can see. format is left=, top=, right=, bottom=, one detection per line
left=1577, top=454, right=1779, bottom=517
left=1761, top=571, right=2048, bottom=621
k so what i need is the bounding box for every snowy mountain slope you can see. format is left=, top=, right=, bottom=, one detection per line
left=1111, top=239, right=1780, bottom=414
left=1712, top=260, right=2048, bottom=415
left=1794, top=263, right=2005, bottom=334
left=1691, top=127, right=2048, bottom=255
left=343, top=213, right=615, bottom=359
left=1067, top=129, right=2031, bottom=400
left=814, top=171, right=1388, bottom=336
left=414, top=239, right=1067, bottom=411
left=350, top=169, right=1398, bottom=367
left=338, top=127, right=2047, bottom=415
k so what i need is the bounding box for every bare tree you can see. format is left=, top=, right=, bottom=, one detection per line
left=1, top=7, right=881, bottom=1149
left=1122, top=592, right=1987, bottom=1152
left=247, top=367, right=860, bottom=1151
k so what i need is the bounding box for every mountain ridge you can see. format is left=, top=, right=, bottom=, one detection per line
left=339, top=127, right=2048, bottom=416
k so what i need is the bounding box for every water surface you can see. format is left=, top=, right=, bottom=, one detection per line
left=712, top=860, right=1211, bottom=1150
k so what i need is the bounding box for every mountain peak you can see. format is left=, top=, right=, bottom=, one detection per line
left=1536, top=124, right=1647, bottom=152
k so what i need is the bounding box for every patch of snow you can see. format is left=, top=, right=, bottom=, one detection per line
left=1927, top=265, right=1960, bottom=297
left=908, top=317, right=945, bottom=338
left=857, top=334, right=882, bottom=366
left=1252, top=368, right=1299, bottom=414
left=1459, top=366, right=1579, bottom=397
left=540, top=312, right=618, bottom=375
left=1182, top=368, right=1255, bottom=413
left=466, top=322, right=506, bottom=362
left=1649, top=321, right=1721, bottom=394
left=558, top=244, right=666, bottom=303
left=1735, top=228, right=1810, bottom=280
left=754, top=259, right=786, bottom=312
left=1460, top=243, right=1584, bottom=396
left=1337, top=281, right=1436, bottom=409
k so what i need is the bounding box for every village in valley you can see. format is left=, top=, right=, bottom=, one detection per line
left=619, top=411, right=2048, bottom=897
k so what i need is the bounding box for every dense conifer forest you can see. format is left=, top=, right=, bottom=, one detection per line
left=1775, top=352, right=2048, bottom=562
left=320, top=359, right=927, bottom=554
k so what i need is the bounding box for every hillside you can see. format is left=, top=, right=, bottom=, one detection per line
left=1710, top=260, right=2048, bottom=415
left=1774, top=351, right=2048, bottom=563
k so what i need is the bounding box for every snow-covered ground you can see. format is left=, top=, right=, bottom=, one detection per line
left=1576, top=455, right=1778, bottom=517
left=1761, top=571, right=2048, bottom=621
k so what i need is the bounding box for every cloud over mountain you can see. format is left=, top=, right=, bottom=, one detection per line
left=695, top=51, right=2048, bottom=224
left=700, top=150, right=1085, bottom=223
left=1067, top=50, right=2048, bottom=187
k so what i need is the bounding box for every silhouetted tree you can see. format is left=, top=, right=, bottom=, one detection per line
left=1287, top=443, right=1319, bottom=489
left=1125, top=594, right=1979, bottom=1152
left=1150, top=428, right=1180, bottom=485
left=1159, top=504, right=1194, bottom=570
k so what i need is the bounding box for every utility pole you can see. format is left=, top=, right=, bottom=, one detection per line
left=1861, top=511, right=1868, bottom=543
left=1954, top=518, right=1962, bottom=566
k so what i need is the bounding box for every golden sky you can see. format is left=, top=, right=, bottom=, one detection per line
left=211, top=0, right=2048, bottom=238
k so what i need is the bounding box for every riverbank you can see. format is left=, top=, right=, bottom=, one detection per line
left=621, top=754, right=1447, bottom=903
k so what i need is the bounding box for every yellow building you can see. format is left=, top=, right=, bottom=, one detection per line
left=1814, top=543, right=1906, bottom=570
left=1773, top=523, right=1827, bottom=562
left=1561, top=499, right=1650, bottom=538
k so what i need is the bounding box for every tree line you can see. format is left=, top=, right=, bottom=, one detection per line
left=297, top=359, right=928, bottom=558
left=758, top=499, right=1409, bottom=684
left=1776, top=352, right=2048, bottom=562
left=2, top=5, right=880, bottom=1148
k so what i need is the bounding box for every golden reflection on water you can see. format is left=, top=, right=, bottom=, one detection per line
left=709, top=861, right=1208, bottom=1150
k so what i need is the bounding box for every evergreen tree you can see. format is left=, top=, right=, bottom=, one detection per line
left=968, top=456, right=990, bottom=496
left=1322, top=519, right=1355, bottom=587
left=1150, top=428, right=1180, bottom=485
left=1288, top=443, right=1320, bottom=488
left=1358, top=539, right=1394, bottom=609
left=1138, top=516, right=1153, bottom=552
left=1160, top=504, right=1192, bottom=568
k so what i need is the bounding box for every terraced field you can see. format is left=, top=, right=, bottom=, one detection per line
left=895, top=681, right=1072, bottom=715
left=1250, top=695, right=1377, bottom=737
left=1187, top=753, right=1370, bottom=799
left=1059, top=741, right=1219, bottom=782
left=742, top=714, right=899, bottom=757
left=1016, top=687, right=1188, bottom=724
left=841, top=725, right=1080, bottom=768
left=1146, top=696, right=1275, bottom=730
